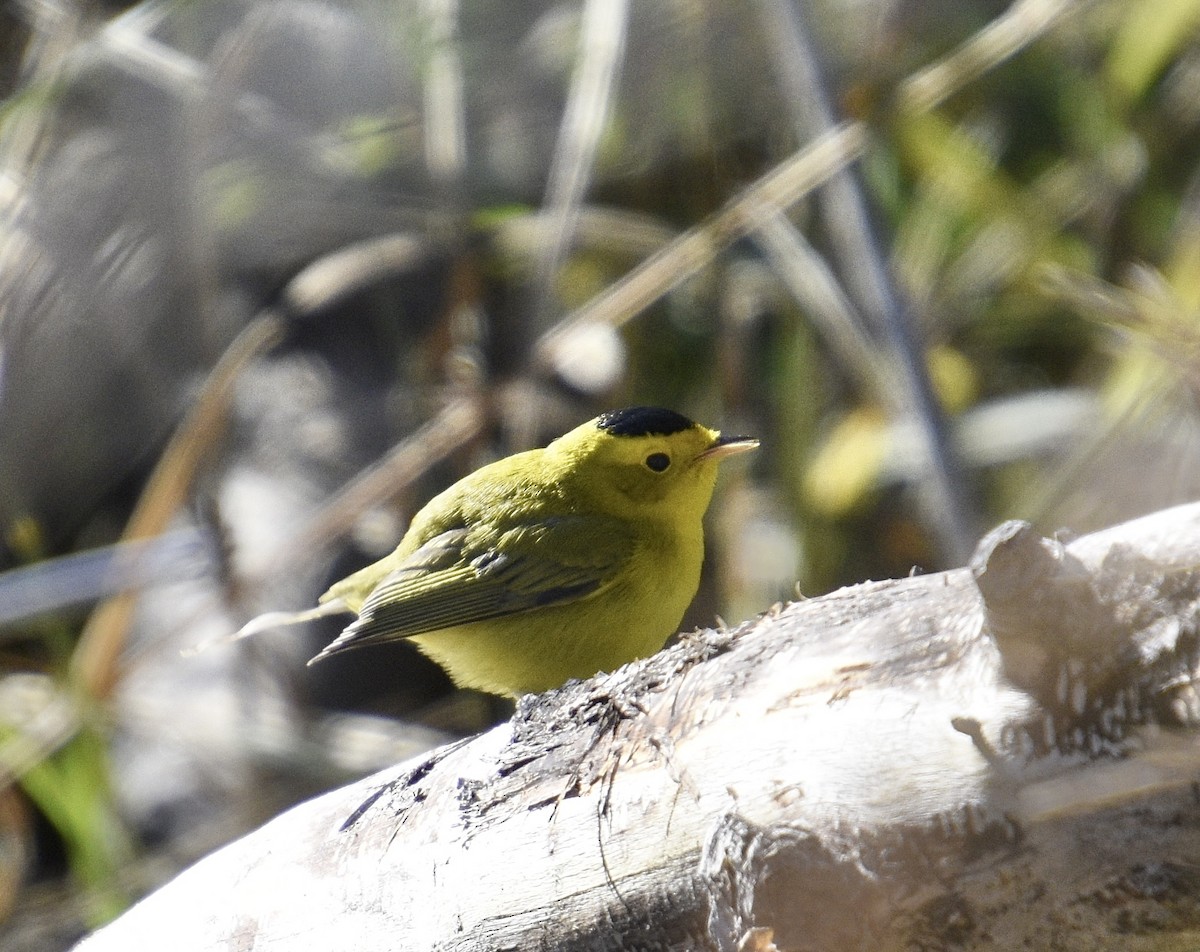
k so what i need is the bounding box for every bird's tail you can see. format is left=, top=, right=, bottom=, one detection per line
left=183, top=598, right=352, bottom=657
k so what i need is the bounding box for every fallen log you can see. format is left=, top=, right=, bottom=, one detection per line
left=76, top=502, right=1200, bottom=950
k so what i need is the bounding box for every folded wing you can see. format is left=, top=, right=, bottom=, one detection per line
left=308, top=516, right=635, bottom=662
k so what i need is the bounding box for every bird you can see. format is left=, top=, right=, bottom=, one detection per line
left=236, top=406, right=757, bottom=697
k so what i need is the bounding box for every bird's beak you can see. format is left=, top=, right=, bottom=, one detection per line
left=697, top=434, right=759, bottom=462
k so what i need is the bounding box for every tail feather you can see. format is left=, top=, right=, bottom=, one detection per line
left=233, top=599, right=351, bottom=640
left=182, top=598, right=352, bottom=657
left=306, top=620, right=361, bottom=666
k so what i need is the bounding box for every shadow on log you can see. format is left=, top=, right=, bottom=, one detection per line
left=76, top=503, right=1200, bottom=951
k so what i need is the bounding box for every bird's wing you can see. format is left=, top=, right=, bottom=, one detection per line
left=310, top=515, right=635, bottom=659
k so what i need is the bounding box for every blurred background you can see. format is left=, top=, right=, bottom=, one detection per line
left=1, top=0, right=1198, bottom=945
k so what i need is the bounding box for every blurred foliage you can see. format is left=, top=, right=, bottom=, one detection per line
left=1, top=0, right=1200, bottom=946
left=12, top=726, right=130, bottom=925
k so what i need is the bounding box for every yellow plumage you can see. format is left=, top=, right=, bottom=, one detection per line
left=241, top=407, right=756, bottom=697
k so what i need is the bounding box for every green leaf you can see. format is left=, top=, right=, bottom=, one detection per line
left=9, top=722, right=130, bottom=925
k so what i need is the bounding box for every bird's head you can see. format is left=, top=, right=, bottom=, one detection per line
left=549, top=406, right=758, bottom=521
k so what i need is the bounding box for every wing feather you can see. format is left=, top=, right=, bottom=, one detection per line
left=310, top=515, right=634, bottom=661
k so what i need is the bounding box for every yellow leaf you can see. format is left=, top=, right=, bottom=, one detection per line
left=804, top=407, right=890, bottom=516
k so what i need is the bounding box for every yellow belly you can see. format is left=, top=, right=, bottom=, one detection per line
left=410, top=550, right=701, bottom=697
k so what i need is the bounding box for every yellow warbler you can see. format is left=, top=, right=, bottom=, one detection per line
left=239, top=407, right=757, bottom=697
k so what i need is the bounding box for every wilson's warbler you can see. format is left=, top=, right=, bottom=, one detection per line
left=238, top=407, right=757, bottom=697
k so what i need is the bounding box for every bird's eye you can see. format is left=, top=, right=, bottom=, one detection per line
left=644, top=452, right=671, bottom=473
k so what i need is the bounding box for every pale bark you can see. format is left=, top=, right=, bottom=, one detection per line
left=76, top=502, right=1200, bottom=951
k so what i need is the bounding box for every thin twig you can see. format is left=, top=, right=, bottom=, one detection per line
left=537, top=0, right=1087, bottom=368
left=533, top=120, right=870, bottom=369
left=531, top=0, right=629, bottom=325
left=71, top=315, right=284, bottom=701
left=899, top=0, right=1082, bottom=114
left=423, top=0, right=467, bottom=182
left=756, top=0, right=979, bottom=564
left=268, top=397, right=486, bottom=577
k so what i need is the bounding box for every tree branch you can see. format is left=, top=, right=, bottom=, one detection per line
left=76, top=502, right=1200, bottom=951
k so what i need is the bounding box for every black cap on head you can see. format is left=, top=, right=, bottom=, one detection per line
left=596, top=406, right=696, bottom=437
